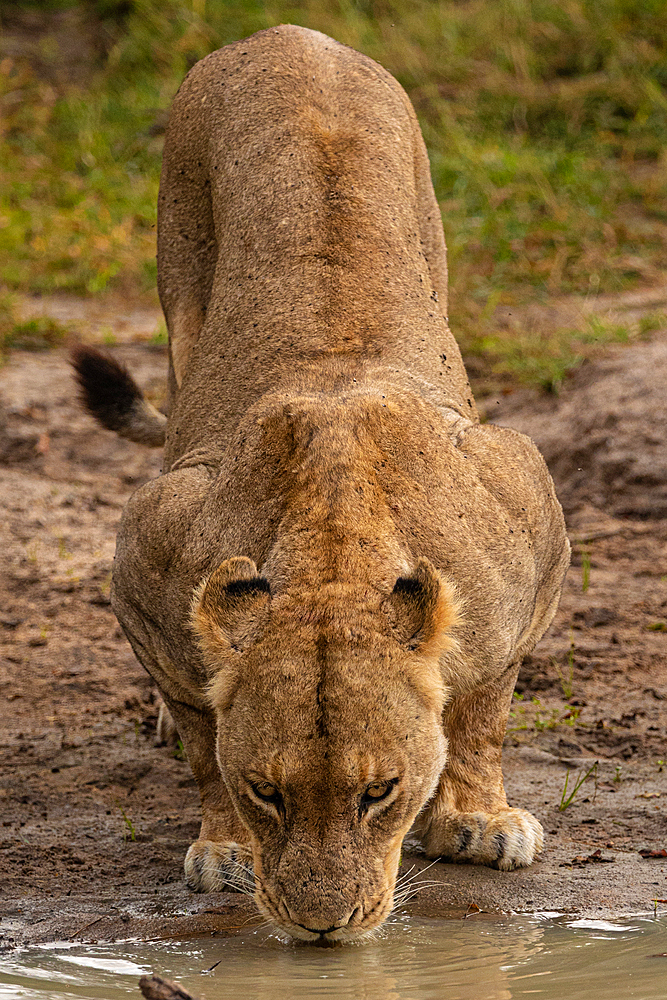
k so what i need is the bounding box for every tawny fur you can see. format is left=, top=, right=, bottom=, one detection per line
left=95, top=25, right=571, bottom=942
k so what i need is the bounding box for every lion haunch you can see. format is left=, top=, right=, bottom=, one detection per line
left=75, top=25, right=569, bottom=942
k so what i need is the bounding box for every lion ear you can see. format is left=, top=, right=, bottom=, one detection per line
left=386, top=558, right=457, bottom=657
left=191, top=557, right=271, bottom=670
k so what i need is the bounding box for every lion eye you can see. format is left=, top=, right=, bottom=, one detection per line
left=252, top=781, right=280, bottom=802
left=367, top=781, right=391, bottom=799
left=360, top=778, right=398, bottom=814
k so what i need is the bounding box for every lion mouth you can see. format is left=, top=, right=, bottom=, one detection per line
left=255, top=882, right=394, bottom=943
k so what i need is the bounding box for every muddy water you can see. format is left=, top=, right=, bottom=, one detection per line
left=1, top=916, right=665, bottom=1000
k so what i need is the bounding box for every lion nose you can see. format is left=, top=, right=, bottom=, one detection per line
left=286, top=903, right=361, bottom=934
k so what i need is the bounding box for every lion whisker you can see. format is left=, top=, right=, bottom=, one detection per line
left=392, top=857, right=443, bottom=905
left=196, top=861, right=257, bottom=897
left=393, top=864, right=417, bottom=891
left=392, top=878, right=445, bottom=909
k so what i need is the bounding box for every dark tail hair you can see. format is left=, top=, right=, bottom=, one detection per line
left=70, top=345, right=166, bottom=447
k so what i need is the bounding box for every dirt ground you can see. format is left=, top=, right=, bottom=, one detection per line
left=1, top=296, right=666, bottom=949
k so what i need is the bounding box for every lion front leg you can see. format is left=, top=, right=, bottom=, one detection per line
left=413, top=665, right=543, bottom=871
left=162, top=698, right=255, bottom=893
left=184, top=840, right=255, bottom=894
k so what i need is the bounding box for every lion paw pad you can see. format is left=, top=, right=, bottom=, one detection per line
left=184, top=840, right=254, bottom=893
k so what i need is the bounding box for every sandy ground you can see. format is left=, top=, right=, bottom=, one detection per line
left=1, top=304, right=666, bottom=949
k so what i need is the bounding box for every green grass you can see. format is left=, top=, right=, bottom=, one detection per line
left=2, top=0, right=667, bottom=386
left=581, top=548, right=591, bottom=593
left=558, top=761, right=598, bottom=811
left=554, top=639, right=575, bottom=700
left=151, top=321, right=168, bottom=346
left=0, top=295, right=68, bottom=359
left=508, top=693, right=581, bottom=734
left=117, top=802, right=136, bottom=841
left=467, top=313, right=648, bottom=393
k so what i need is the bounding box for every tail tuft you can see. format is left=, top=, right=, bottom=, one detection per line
left=70, top=345, right=166, bottom=447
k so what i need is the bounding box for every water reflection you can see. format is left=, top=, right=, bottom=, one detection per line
left=0, top=915, right=664, bottom=1000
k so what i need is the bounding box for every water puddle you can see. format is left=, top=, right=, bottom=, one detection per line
left=0, top=915, right=665, bottom=1000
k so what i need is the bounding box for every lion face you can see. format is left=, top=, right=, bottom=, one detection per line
left=217, top=647, right=447, bottom=940
left=192, top=556, right=457, bottom=941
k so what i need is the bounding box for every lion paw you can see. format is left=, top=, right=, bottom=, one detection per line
left=422, top=808, right=543, bottom=871
left=184, top=839, right=254, bottom=893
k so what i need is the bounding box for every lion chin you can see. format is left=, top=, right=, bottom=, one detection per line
left=74, top=24, right=569, bottom=940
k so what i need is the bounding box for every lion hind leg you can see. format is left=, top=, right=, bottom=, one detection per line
left=185, top=840, right=255, bottom=894
left=168, top=301, right=207, bottom=389
left=155, top=697, right=178, bottom=746
left=158, top=70, right=218, bottom=391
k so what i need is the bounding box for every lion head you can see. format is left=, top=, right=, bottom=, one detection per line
left=191, top=555, right=457, bottom=941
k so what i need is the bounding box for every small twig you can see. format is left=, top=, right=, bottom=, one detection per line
left=71, top=914, right=106, bottom=938
left=202, top=960, right=221, bottom=973
left=570, top=525, right=652, bottom=545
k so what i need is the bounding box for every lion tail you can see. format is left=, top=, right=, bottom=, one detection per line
left=70, top=345, right=167, bottom=448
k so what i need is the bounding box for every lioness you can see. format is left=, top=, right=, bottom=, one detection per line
left=73, top=24, right=569, bottom=942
